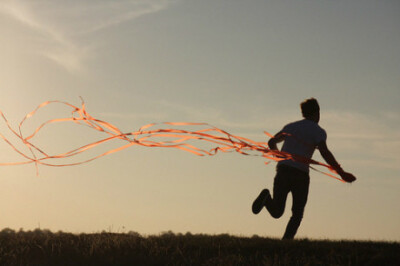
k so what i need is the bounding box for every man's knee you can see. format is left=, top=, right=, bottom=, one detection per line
left=270, top=208, right=285, bottom=219
left=266, top=198, right=286, bottom=219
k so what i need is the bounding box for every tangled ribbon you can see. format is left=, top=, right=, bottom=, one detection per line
left=0, top=99, right=344, bottom=182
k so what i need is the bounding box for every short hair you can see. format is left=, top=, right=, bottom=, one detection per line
left=300, top=98, right=320, bottom=118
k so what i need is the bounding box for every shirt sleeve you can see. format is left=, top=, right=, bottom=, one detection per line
left=317, top=128, right=327, bottom=144
left=281, top=123, right=291, bottom=134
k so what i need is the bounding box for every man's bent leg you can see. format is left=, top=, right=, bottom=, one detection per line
left=282, top=172, right=310, bottom=239
left=265, top=165, right=291, bottom=219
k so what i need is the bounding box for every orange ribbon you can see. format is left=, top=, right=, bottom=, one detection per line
left=0, top=99, right=344, bottom=182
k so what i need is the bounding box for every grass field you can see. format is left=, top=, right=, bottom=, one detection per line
left=0, top=228, right=399, bottom=265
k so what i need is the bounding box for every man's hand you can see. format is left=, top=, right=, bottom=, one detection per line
left=318, top=141, right=356, bottom=183
left=338, top=171, right=356, bottom=183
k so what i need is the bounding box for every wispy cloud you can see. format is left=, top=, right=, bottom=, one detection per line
left=75, top=0, right=176, bottom=35
left=91, top=97, right=400, bottom=170
left=152, top=99, right=298, bottom=133
left=99, top=111, right=168, bottom=121
left=150, top=101, right=400, bottom=170
left=0, top=0, right=176, bottom=73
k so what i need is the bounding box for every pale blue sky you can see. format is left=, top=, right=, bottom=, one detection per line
left=0, top=0, right=399, bottom=240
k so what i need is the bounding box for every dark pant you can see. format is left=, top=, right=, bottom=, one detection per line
left=266, top=164, right=310, bottom=239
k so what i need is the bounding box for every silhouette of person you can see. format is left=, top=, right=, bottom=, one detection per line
left=252, top=98, right=356, bottom=240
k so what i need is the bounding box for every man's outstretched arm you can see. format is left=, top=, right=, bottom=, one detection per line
left=318, top=141, right=356, bottom=183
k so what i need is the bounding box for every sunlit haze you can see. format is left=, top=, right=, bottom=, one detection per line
left=0, top=0, right=399, bottom=241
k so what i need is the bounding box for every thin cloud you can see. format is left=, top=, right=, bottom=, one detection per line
left=153, top=99, right=297, bottom=133
left=77, top=0, right=176, bottom=35
left=0, top=0, right=177, bottom=73
left=322, top=111, right=400, bottom=141
left=99, top=111, right=168, bottom=121
left=152, top=101, right=400, bottom=170
left=151, top=100, right=399, bottom=137
left=0, top=0, right=85, bottom=72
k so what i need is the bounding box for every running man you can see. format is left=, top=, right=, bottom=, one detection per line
left=252, top=98, right=356, bottom=240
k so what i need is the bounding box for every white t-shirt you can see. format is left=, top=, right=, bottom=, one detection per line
left=277, top=119, right=327, bottom=173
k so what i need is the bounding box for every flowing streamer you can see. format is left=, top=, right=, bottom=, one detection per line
left=0, top=99, right=344, bottom=182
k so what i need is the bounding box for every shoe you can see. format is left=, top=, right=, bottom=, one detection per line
left=252, top=189, right=270, bottom=214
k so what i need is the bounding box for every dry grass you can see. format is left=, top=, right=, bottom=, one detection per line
left=0, top=228, right=399, bottom=265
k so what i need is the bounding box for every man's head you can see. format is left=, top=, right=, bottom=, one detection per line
left=301, top=98, right=320, bottom=123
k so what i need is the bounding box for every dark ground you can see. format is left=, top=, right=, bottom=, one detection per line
left=0, top=228, right=399, bottom=265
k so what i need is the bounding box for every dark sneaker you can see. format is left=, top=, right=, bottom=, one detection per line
left=252, top=189, right=270, bottom=214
